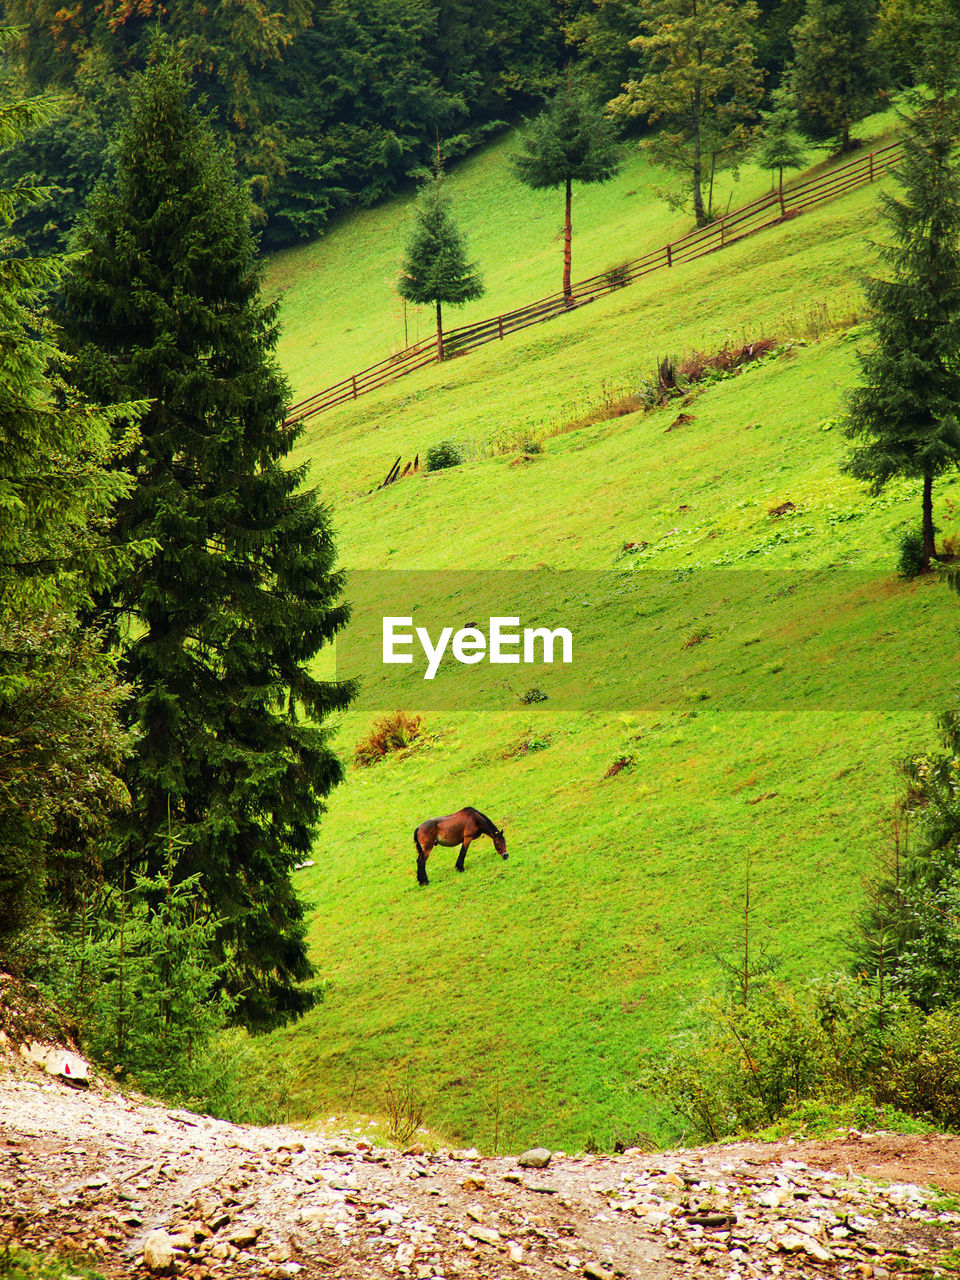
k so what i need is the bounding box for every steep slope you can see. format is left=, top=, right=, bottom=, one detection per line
left=253, top=110, right=960, bottom=1151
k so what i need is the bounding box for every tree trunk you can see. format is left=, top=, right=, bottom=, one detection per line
left=692, top=83, right=706, bottom=226
left=563, top=175, right=573, bottom=303
left=435, top=298, right=444, bottom=362
left=693, top=155, right=706, bottom=226
left=922, top=467, right=937, bottom=570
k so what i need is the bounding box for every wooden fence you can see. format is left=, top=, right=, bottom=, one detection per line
left=285, top=140, right=902, bottom=427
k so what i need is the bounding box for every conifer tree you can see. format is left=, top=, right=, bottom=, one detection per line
left=61, top=49, right=355, bottom=1030
left=397, top=164, right=484, bottom=360
left=514, top=80, right=621, bottom=299
left=790, top=0, right=883, bottom=152
left=756, top=85, right=806, bottom=196
left=842, top=8, right=960, bottom=572
left=0, top=81, right=136, bottom=954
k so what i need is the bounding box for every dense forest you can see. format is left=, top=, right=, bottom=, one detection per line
left=0, top=0, right=901, bottom=251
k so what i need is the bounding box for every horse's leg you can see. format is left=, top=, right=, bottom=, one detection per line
left=455, top=835, right=473, bottom=872
left=415, top=830, right=431, bottom=886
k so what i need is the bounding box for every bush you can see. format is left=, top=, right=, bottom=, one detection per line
left=603, top=261, right=632, bottom=290
left=424, top=440, right=465, bottom=471
left=353, top=710, right=423, bottom=767
left=642, top=977, right=877, bottom=1141
left=877, top=1004, right=960, bottom=1128
left=897, top=528, right=926, bottom=578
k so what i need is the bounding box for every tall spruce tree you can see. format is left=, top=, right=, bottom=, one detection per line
left=514, top=80, right=621, bottom=299
left=398, top=164, right=484, bottom=360
left=842, top=9, right=960, bottom=572
left=0, top=82, right=136, bottom=955
left=790, top=0, right=883, bottom=152
left=61, top=50, right=355, bottom=1030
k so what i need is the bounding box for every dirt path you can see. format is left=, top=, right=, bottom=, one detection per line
left=2, top=1064, right=960, bottom=1280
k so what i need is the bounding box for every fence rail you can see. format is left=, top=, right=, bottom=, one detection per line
left=285, top=140, right=902, bottom=427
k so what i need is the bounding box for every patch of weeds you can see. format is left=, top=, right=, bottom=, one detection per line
left=0, top=1247, right=105, bottom=1280
left=353, top=711, right=423, bottom=767
left=382, top=1067, right=430, bottom=1147
left=502, top=731, right=553, bottom=759
left=754, top=1096, right=935, bottom=1143
left=517, top=687, right=548, bottom=704
left=603, top=755, right=635, bottom=778
left=683, top=628, right=712, bottom=649
left=783, top=300, right=862, bottom=341
left=486, top=424, right=546, bottom=457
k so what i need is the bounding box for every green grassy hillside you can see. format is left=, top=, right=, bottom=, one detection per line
left=254, top=111, right=960, bottom=1153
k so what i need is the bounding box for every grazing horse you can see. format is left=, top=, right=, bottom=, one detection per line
left=414, top=807, right=507, bottom=886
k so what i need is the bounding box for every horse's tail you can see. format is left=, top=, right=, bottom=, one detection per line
left=414, top=828, right=423, bottom=856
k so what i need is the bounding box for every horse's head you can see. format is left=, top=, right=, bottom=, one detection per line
left=494, top=828, right=508, bottom=859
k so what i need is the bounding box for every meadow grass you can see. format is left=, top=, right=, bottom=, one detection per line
left=267, top=106, right=896, bottom=398
left=250, top=105, right=960, bottom=1153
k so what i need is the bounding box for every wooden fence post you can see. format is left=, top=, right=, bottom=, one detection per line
left=666, top=244, right=672, bottom=268
left=498, top=316, right=504, bottom=340
left=869, top=152, right=875, bottom=183
left=352, top=375, right=358, bottom=400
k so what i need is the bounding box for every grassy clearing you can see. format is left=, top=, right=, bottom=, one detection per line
left=250, top=105, right=960, bottom=1154
left=267, top=106, right=896, bottom=398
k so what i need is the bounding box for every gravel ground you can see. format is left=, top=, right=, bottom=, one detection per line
left=2, top=1055, right=960, bottom=1280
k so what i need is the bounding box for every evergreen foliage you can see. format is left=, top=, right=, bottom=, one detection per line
left=60, top=49, right=355, bottom=1031
left=609, top=0, right=763, bottom=226
left=755, top=85, right=806, bottom=190
left=855, top=700, right=960, bottom=1011
left=4, top=0, right=310, bottom=191
left=842, top=13, right=960, bottom=571
left=3, top=0, right=572, bottom=251
left=513, top=81, right=621, bottom=298
left=398, top=167, right=484, bottom=359
left=0, top=77, right=138, bottom=954
left=790, top=0, right=884, bottom=151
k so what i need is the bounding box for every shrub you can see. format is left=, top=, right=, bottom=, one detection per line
left=877, top=1004, right=960, bottom=1128
left=517, top=687, right=548, bottom=704
left=603, top=261, right=632, bottom=290
left=641, top=977, right=876, bottom=1141
left=353, top=710, right=423, bottom=767
left=897, top=528, right=927, bottom=578
left=424, top=439, right=465, bottom=471
left=485, top=425, right=545, bottom=457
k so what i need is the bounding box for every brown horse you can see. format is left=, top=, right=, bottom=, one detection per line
left=414, top=807, right=507, bottom=885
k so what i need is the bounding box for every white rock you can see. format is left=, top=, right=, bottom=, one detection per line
left=142, top=1229, right=175, bottom=1273
left=518, top=1147, right=552, bottom=1169
left=468, top=1225, right=501, bottom=1247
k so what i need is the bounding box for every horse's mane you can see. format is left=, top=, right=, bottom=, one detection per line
left=464, top=806, right=498, bottom=836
